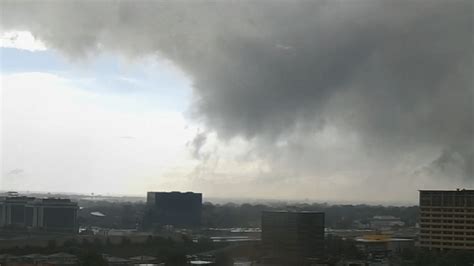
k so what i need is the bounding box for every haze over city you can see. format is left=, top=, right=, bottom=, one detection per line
left=1, top=0, right=472, bottom=204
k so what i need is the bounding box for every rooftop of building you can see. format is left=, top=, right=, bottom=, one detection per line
left=0, top=254, right=19, bottom=260
left=47, top=252, right=77, bottom=258
left=0, top=195, right=35, bottom=199
left=40, top=197, right=74, bottom=202
left=372, top=215, right=401, bottom=220
left=0, top=253, right=78, bottom=263
left=103, top=256, right=130, bottom=263
left=355, top=234, right=414, bottom=243
left=0, top=196, right=36, bottom=203
left=419, top=189, right=474, bottom=192
left=0, top=192, right=77, bottom=206
left=129, top=255, right=158, bottom=261
left=355, top=238, right=414, bottom=243
left=189, top=260, right=214, bottom=265
left=148, top=191, right=202, bottom=195
left=262, top=210, right=324, bottom=214
left=26, top=197, right=78, bottom=207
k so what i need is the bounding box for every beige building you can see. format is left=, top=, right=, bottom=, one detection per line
left=418, top=189, right=474, bottom=250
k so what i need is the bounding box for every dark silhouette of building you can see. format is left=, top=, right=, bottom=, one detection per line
left=26, top=198, right=78, bottom=233
left=146, top=191, right=202, bottom=227
left=0, top=194, right=78, bottom=233
left=261, top=211, right=325, bottom=265
left=418, top=189, right=474, bottom=250
left=0, top=196, right=35, bottom=228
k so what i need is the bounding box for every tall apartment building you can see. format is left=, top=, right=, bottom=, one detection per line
left=146, top=191, right=202, bottom=227
left=261, top=211, right=325, bottom=265
left=419, top=189, right=474, bottom=250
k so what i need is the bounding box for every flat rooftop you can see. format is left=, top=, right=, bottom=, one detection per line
left=419, top=189, right=474, bottom=192
left=263, top=210, right=324, bottom=213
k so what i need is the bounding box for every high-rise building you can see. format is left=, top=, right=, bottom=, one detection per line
left=419, top=189, right=474, bottom=250
left=26, top=198, right=78, bottom=233
left=146, top=191, right=202, bottom=227
left=261, top=211, right=325, bottom=264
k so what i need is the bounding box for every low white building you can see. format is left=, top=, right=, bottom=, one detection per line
left=369, top=216, right=405, bottom=230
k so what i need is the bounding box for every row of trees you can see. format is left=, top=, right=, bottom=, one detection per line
left=4, top=232, right=474, bottom=265
left=0, top=235, right=226, bottom=266
left=78, top=200, right=419, bottom=229
left=201, top=202, right=419, bottom=228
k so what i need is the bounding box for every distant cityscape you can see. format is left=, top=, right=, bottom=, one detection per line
left=0, top=189, right=472, bottom=265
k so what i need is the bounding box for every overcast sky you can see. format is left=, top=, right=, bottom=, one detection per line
left=0, top=0, right=472, bottom=204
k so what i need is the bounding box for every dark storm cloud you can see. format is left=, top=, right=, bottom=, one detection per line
left=1, top=0, right=472, bottom=186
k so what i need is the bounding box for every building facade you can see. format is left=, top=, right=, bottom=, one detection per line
left=369, top=215, right=405, bottom=230
left=146, top=191, right=202, bottom=227
left=26, top=198, right=78, bottom=232
left=261, top=211, right=325, bottom=264
left=0, top=195, right=78, bottom=233
left=419, top=189, right=474, bottom=250
left=0, top=196, right=35, bottom=228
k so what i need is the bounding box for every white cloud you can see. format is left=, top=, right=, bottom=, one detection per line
left=1, top=72, right=458, bottom=202
left=1, top=72, right=197, bottom=194
left=0, top=31, right=47, bottom=51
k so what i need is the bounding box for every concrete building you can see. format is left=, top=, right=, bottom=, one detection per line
left=0, top=194, right=78, bottom=233
left=26, top=198, right=78, bottom=233
left=261, top=211, right=325, bottom=265
left=103, top=255, right=131, bottom=266
left=0, top=196, right=35, bottom=227
left=146, top=191, right=202, bottom=227
left=418, top=189, right=474, bottom=250
left=369, top=216, right=405, bottom=230
left=129, top=255, right=160, bottom=265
